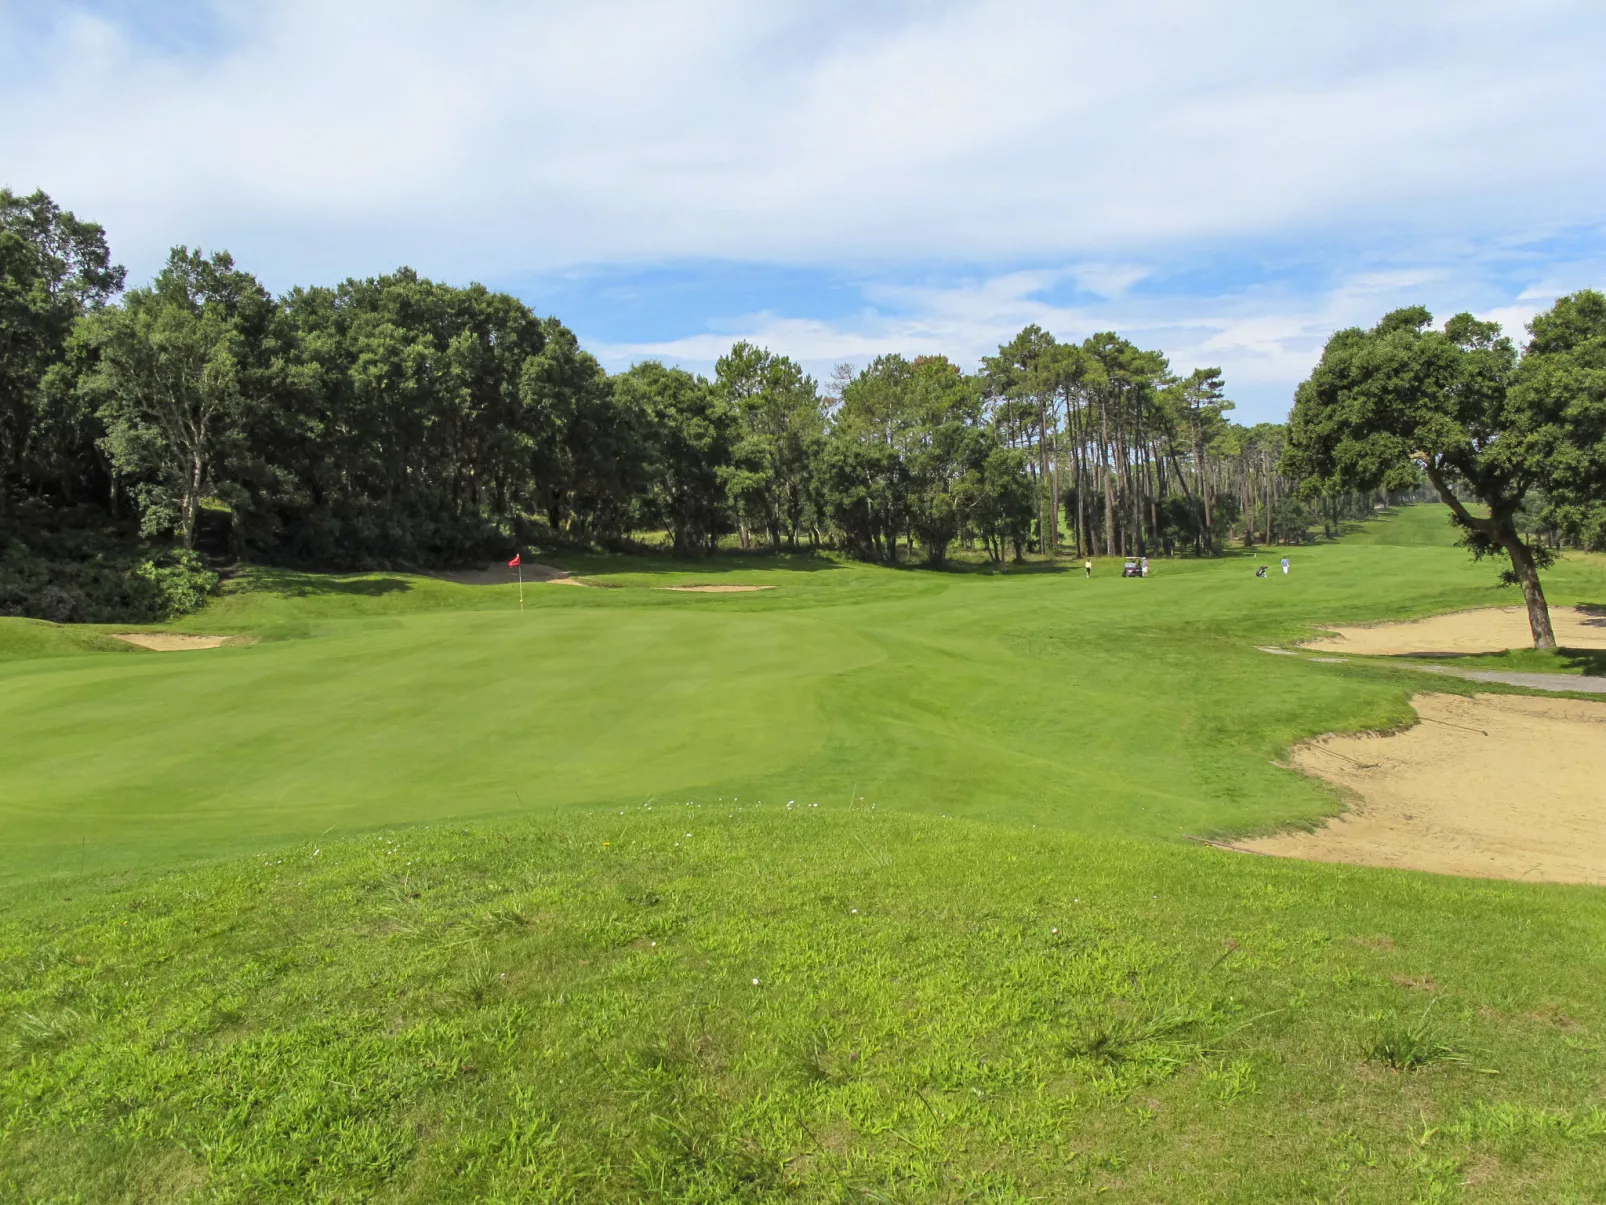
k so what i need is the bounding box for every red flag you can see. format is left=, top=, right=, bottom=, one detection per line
left=508, top=554, right=521, bottom=567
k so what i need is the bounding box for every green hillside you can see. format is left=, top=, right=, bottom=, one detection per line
left=1338, top=503, right=1478, bottom=547
left=4, top=513, right=1605, bottom=880
left=4, top=510, right=1606, bottom=1201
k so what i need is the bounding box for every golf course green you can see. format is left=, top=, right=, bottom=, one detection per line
left=6, top=504, right=1603, bottom=879
left=4, top=505, right=1606, bottom=1202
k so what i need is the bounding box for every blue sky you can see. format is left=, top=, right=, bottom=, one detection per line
left=4, top=0, right=1605, bottom=422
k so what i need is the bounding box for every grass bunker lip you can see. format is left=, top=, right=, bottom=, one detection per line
left=1247, top=691, right=1606, bottom=883
left=657, top=583, right=775, bottom=592
left=108, top=632, right=235, bottom=651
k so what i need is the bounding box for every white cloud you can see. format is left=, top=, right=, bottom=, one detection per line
left=2, top=0, right=1603, bottom=418
left=594, top=252, right=1604, bottom=422
left=3, top=0, right=1603, bottom=284
left=1071, top=265, right=1151, bottom=298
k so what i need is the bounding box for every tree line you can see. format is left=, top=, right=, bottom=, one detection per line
left=4, top=188, right=1602, bottom=628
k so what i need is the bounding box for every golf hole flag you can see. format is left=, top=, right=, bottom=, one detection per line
left=508, top=554, right=520, bottom=567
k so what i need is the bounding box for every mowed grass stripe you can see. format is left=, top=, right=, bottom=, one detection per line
left=1, top=504, right=1603, bottom=881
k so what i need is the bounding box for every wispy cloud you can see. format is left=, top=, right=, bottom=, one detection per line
left=2, top=1, right=1603, bottom=419
left=592, top=245, right=1604, bottom=420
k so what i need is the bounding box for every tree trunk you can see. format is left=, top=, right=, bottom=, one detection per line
left=1095, top=398, right=1111, bottom=556
left=1037, top=398, right=1051, bottom=557
left=1424, top=466, right=1557, bottom=650
left=181, top=449, right=204, bottom=549
left=1499, top=524, right=1557, bottom=649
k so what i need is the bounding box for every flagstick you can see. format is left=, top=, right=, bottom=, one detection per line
left=518, top=562, right=524, bottom=611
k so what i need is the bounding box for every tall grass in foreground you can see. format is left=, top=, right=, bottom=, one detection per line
left=4, top=806, right=1604, bottom=1202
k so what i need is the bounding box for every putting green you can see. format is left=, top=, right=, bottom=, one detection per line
left=3, top=505, right=1604, bottom=879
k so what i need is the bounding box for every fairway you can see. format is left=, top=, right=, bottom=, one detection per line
left=7, top=506, right=1606, bottom=1203
left=4, top=504, right=1605, bottom=880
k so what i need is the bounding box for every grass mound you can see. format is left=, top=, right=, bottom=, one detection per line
left=5, top=808, right=1605, bottom=1203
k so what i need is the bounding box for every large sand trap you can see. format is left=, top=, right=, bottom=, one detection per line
left=1244, top=693, right=1606, bottom=883
left=111, top=633, right=234, bottom=651
left=1304, top=605, right=1606, bottom=656
left=658, top=584, right=775, bottom=593
left=429, top=562, right=587, bottom=587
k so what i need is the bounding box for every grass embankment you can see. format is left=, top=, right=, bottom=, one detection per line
left=4, top=505, right=1604, bottom=879
left=5, top=810, right=1606, bottom=1203
left=3, top=504, right=1606, bottom=1200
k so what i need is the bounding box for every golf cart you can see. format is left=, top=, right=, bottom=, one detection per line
left=1122, top=557, right=1150, bottom=578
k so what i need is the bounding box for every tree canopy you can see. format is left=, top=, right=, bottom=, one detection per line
left=4, top=189, right=1602, bottom=623
left=1285, top=305, right=1584, bottom=648
left=1513, top=290, right=1606, bottom=551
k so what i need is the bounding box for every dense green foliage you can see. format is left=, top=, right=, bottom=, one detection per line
left=0, top=189, right=124, bottom=512
left=1285, top=303, right=1606, bottom=647
left=1513, top=289, right=1606, bottom=550
left=5, top=189, right=1446, bottom=628
left=6, top=190, right=1606, bottom=629
left=0, top=505, right=217, bottom=623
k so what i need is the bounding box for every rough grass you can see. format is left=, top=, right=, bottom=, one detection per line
left=4, top=808, right=1605, bottom=1203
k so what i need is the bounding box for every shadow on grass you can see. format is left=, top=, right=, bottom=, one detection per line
left=1406, top=645, right=1606, bottom=677
left=1560, top=648, right=1606, bottom=675
left=545, top=549, right=846, bottom=577
left=906, top=546, right=1274, bottom=576
left=234, top=569, right=414, bottom=598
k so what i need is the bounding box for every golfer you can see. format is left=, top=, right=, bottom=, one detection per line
left=1281, top=557, right=1290, bottom=576
left=1084, top=559, right=1092, bottom=578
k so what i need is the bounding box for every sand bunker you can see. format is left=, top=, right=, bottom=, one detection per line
left=111, top=633, right=234, bottom=651
left=429, top=562, right=587, bottom=587
left=1304, top=605, right=1606, bottom=656
left=1245, top=692, right=1606, bottom=883
left=659, top=584, right=774, bottom=593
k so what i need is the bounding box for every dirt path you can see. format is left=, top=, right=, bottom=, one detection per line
left=111, top=633, right=235, bottom=651
left=1245, top=693, right=1606, bottom=883
left=1304, top=605, right=1606, bottom=655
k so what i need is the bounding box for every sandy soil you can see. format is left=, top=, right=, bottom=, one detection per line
left=1304, top=605, right=1606, bottom=655
left=658, top=584, right=775, bottom=593
left=428, top=562, right=587, bottom=586
left=111, top=633, right=235, bottom=651
left=1244, top=692, right=1606, bottom=883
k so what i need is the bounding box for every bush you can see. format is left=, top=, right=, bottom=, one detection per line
left=131, top=548, right=219, bottom=617
left=0, top=509, right=218, bottom=623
